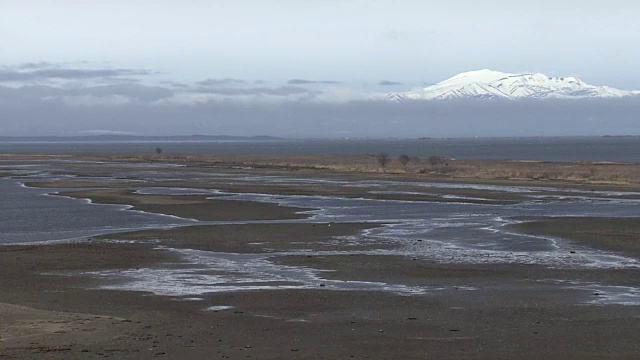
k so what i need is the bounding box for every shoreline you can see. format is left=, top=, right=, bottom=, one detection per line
left=4, top=152, right=640, bottom=191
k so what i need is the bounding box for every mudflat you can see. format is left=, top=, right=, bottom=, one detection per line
left=1, top=154, right=640, bottom=359
left=58, top=189, right=309, bottom=221
left=514, top=217, right=640, bottom=258
left=3, top=225, right=640, bottom=359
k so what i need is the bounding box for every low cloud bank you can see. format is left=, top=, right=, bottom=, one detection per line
left=2, top=95, right=639, bottom=138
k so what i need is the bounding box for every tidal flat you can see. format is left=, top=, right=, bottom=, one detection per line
left=2, top=154, right=640, bottom=359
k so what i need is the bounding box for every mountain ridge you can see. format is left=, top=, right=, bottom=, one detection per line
left=387, top=69, right=640, bottom=101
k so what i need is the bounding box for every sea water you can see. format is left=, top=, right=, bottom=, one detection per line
left=1, top=137, right=639, bottom=162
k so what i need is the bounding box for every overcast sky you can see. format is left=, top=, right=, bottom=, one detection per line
left=1, top=1, right=640, bottom=137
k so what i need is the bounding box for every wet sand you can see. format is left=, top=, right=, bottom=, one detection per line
left=2, top=155, right=640, bottom=358
left=97, top=222, right=382, bottom=253
left=2, top=224, right=640, bottom=359
left=29, top=179, right=523, bottom=205
left=58, top=189, right=309, bottom=221
left=515, top=217, right=640, bottom=259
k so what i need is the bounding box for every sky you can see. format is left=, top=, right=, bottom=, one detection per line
left=1, top=0, right=640, bottom=137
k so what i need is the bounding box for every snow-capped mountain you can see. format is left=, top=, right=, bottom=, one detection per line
left=387, top=69, right=640, bottom=101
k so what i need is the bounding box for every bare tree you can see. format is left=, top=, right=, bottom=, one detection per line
left=155, top=147, right=163, bottom=154
left=428, top=156, right=445, bottom=167
left=377, top=153, right=390, bottom=168
left=398, top=154, right=410, bottom=166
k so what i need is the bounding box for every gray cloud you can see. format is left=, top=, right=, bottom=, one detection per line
left=379, top=80, right=404, bottom=86
left=15, top=61, right=56, bottom=70
left=0, top=67, right=153, bottom=82
left=196, top=78, right=246, bottom=86
left=287, top=79, right=342, bottom=85
left=160, top=81, right=190, bottom=88
left=193, top=85, right=317, bottom=96
left=1, top=81, right=313, bottom=104
left=0, top=83, right=173, bottom=103
left=0, top=85, right=56, bottom=104
left=78, top=83, right=173, bottom=101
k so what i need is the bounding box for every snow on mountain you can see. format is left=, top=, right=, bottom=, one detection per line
left=387, top=69, right=640, bottom=101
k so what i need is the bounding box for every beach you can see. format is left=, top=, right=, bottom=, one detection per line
left=1, top=154, right=640, bottom=359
